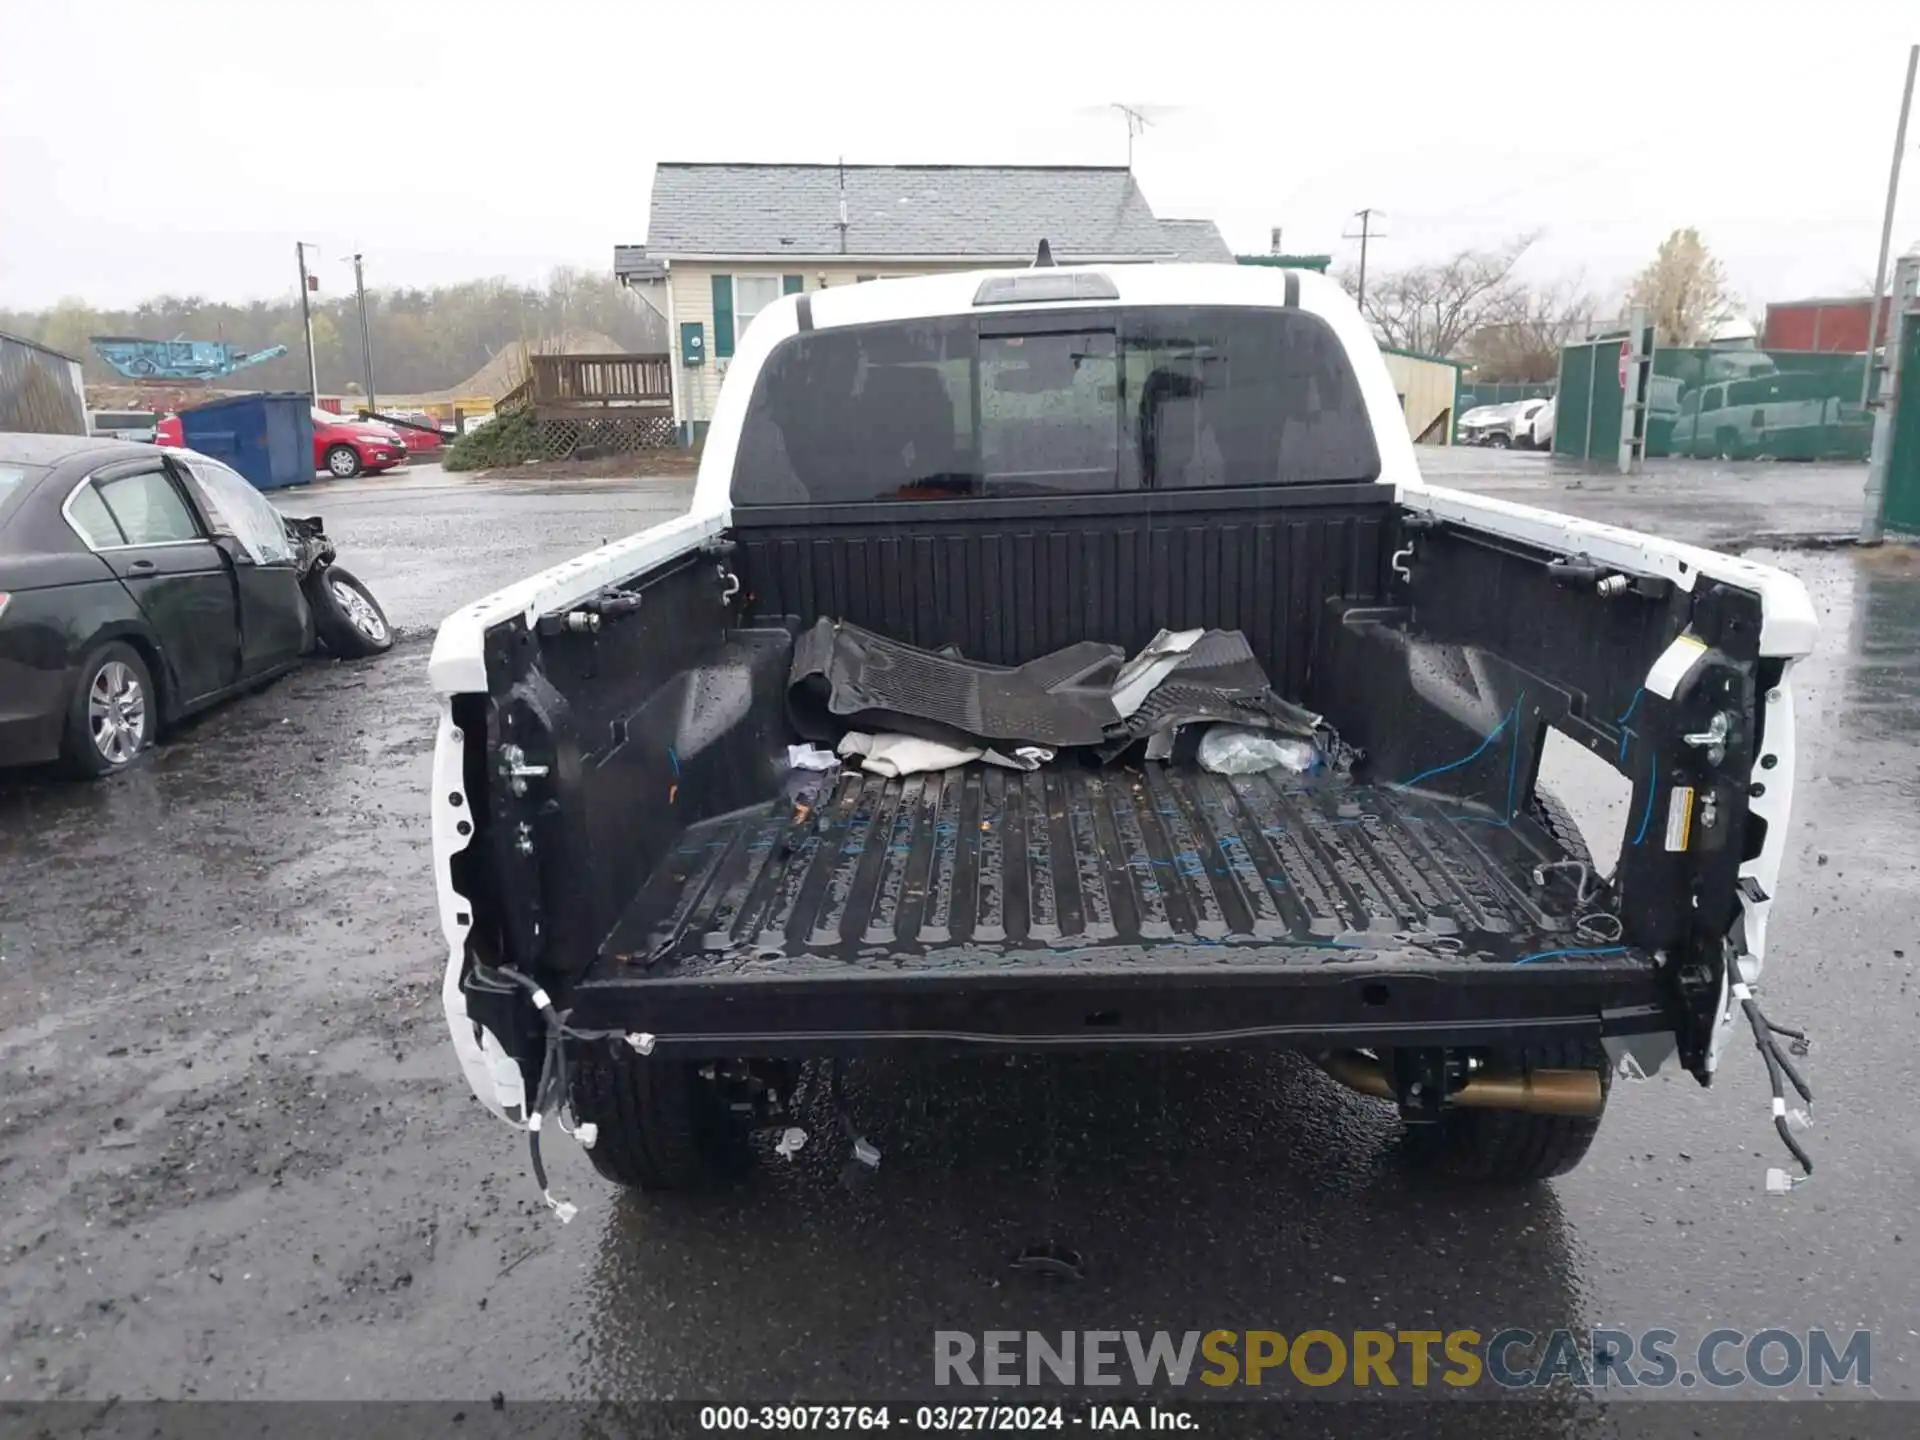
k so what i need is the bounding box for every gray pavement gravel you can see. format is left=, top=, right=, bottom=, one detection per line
left=2, top=454, right=1915, bottom=1416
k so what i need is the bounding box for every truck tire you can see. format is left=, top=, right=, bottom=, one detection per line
left=1405, top=1039, right=1611, bottom=1182
left=569, top=1041, right=748, bottom=1192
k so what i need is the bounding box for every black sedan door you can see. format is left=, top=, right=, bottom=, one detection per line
left=77, top=460, right=240, bottom=706
left=172, top=454, right=308, bottom=675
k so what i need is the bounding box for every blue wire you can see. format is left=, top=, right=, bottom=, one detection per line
left=1615, top=688, right=1644, bottom=764
left=1511, top=945, right=1630, bottom=966
left=1631, top=750, right=1658, bottom=845
left=1392, top=699, right=1517, bottom=792
left=1504, top=690, right=1526, bottom=820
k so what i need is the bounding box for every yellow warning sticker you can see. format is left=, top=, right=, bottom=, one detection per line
left=1664, top=786, right=1696, bottom=852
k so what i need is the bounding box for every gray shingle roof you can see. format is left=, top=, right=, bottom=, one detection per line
left=635, top=163, right=1181, bottom=261
left=1158, top=218, right=1234, bottom=264
left=612, top=247, right=666, bottom=280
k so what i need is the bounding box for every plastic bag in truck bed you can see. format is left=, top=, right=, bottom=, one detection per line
left=786, top=618, right=1323, bottom=759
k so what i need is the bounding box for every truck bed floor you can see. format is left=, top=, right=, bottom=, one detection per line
left=597, top=764, right=1642, bottom=977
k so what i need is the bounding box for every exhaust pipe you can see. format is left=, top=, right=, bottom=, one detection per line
left=1317, top=1052, right=1603, bottom=1118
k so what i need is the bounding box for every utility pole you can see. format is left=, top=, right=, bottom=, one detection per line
left=295, top=242, right=319, bottom=403
left=1861, top=43, right=1918, bottom=408
left=352, top=252, right=376, bottom=414
left=1345, top=209, right=1383, bottom=312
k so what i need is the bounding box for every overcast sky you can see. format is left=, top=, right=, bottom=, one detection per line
left=3, top=0, right=1915, bottom=315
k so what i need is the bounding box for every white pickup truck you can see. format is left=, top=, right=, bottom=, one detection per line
left=428, top=261, right=1818, bottom=1211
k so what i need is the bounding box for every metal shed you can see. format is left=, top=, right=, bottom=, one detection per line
left=0, top=330, right=87, bottom=436
left=1378, top=347, right=1467, bottom=445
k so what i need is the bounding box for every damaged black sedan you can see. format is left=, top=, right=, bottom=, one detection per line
left=0, top=433, right=391, bottom=777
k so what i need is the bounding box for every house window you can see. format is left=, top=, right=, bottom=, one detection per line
left=734, top=276, right=783, bottom=342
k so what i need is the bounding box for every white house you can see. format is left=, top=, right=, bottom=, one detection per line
left=615, top=162, right=1232, bottom=442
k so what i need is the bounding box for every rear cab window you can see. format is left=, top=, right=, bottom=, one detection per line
left=731, top=304, right=1381, bottom=505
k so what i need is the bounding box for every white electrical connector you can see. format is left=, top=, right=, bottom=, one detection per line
left=573, top=1122, right=598, bottom=1149
left=1765, top=1168, right=1804, bottom=1195
left=543, top=1192, right=578, bottom=1224
left=852, top=1137, right=881, bottom=1169
left=775, top=1127, right=808, bottom=1161
left=625, top=1032, right=657, bottom=1055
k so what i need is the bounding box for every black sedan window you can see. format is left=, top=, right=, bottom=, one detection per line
left=181, top=456, right=295, bottom=564
left=65, top=483, right=125, bottom=548
left=96, top=471, right=201, bottom=546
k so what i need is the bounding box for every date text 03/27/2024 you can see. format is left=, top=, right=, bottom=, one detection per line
left=697, top=1406, right=1189, bottom=1431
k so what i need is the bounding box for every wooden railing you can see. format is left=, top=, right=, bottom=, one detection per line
left=494, top=375, right=534, bottom=415
left=529, top=353, right=672, bottom=408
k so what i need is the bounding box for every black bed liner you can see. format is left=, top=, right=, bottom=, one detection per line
left=595, top=764, right=1649, bottom=978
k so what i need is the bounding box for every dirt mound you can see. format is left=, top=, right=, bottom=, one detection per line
left=438, top=329, right=626, bottom=401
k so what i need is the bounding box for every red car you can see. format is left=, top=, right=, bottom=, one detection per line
left=379, top=410, right=447, bottom=459
left=155, top=408, right=409, bottom=479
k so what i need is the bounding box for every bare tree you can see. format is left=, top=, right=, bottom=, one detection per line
left=1462, top=273, right=1596, bottom=382
left=1336, top=233, right=1539, bottom=358
left=1628, top=227, right=1738, bottom=346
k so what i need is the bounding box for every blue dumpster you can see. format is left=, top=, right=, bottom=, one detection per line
left=177, top=392, right=315, bottom=491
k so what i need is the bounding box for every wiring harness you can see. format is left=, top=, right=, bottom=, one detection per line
left=492, top=964, right=655, bottom=1224
left=1732, top=979, right=1815, bottom=1192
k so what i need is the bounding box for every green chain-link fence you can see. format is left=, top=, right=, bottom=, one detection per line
left=1651, top=349, right=1873, bottom=461
left=1557, top=341, right=1876, bottom=462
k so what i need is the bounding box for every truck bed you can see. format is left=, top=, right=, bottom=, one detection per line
left=595, top=764, right=1640, bottom=977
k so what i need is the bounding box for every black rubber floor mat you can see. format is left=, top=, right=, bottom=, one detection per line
left=1098, top=631, right=1323, bottom=759
left=1098, top=686, right=1324, bottom=761
left=1154, top=629, right=1274, bottom=695
left=788, top=618, right=1124, bottom=747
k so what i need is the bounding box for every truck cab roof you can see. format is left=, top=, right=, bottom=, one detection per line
left=692, top=262, right=1425, bottom=516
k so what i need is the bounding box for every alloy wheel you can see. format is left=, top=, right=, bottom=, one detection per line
left=88, top=661, right=147, bottom=765
left=331, top=578, right=388, bottom=643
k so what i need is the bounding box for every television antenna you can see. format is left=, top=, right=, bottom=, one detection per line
left=1075, top=103, right=1185, bottom=168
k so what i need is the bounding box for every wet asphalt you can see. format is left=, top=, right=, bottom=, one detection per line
left=1, top=451, right=1915, bottom=1413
